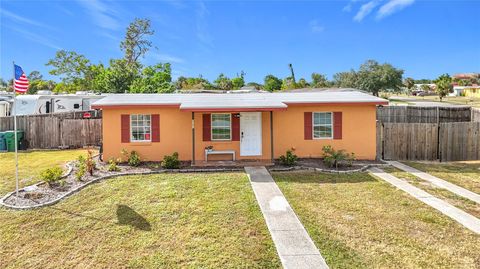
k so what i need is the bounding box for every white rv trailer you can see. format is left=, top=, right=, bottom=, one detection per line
left=11, top=92, right=106, bottom=116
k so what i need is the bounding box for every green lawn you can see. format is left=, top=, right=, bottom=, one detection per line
left=404, top=161, right=480, bottom=194
left=0, top=149, right=91, bottom=195
left=0, top=172, right=280, bottom=268
left=273, top=171, right=480, bottom=269
left=384, top=167, right=480, bottom=219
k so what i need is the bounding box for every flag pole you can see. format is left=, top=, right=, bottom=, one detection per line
left=12, top=61, right=19, bottom=197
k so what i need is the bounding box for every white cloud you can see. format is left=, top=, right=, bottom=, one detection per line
left=6, top=25, right=61, bottom=50
left=196, top=1, right=213, bottom=47
left=150, top=52, right=185, bottom=64
left=309, top=20, right=325, bottom=33
left=343, top=0, right=361, bottom=12
left=354, top=1, right=380, bottom=22
left=0, top=8, right=53, bottom=29
left=76, top=0, right=120, bottom=30
left=377, top=0, right=415, bottom=19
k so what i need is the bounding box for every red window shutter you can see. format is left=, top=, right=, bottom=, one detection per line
left=121, top=114, right=130, bottom=143
left=203, top=114, right=211, bottom=141
left=151, top=114, right=160, bottom=142
left=304, top=112, right=312, bottom=140
left=232, top=113, right=240, bottom=141
left=333, top=112, right=343, bottom=140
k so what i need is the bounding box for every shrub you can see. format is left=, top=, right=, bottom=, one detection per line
left=76, top=154, right=86, bottom=181
left=108, top=158, right=120, bottom=172
left=40, top=167, right=64, bottom=187
left=279, top=149, right=298, bottom=166
left=128, top=150, right=141, bottom=167
left=86, top=149, right=96, bottom=176
left=162, top=152, right=180, bottom=169
left=322, top=145, right=355, bottom=169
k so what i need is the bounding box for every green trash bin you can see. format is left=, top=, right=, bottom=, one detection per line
left=5, top=130, right=24, bottom=152
left=0, top=132, right=6, bottom=151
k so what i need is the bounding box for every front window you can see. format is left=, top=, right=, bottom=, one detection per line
left=131, top=114, right=151, bottom=142
left=313, top=112, right=333, bottom=139
left=211, top=113, right=231, bottom=140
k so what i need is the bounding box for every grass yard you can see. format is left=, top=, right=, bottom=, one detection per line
left=0, top=149, right=92, bottom=195
left=0, top=172, right=280, bottom=268
left=273, top=171, right=480, bottom=269
left=384, top=167, right=480, bottom=219
left=404, top=161, right=480, bottom=194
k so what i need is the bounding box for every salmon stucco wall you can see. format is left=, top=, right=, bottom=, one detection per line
left=272, top=104, right=377, bottom=160
left=102, top=107, right=192, bottom=162
left=101, top=104, right=377, bottom=162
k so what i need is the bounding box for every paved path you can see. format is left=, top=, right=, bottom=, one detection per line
left=245, top=166, right=329, bottom=269
left=369, top=167, right=480, bottom=234
left=389, top=161, right=480, bottom=204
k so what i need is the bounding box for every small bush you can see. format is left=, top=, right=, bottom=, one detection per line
left=322, top=145, right=355, bottom=169
left=86, top=149, right=96, bottom=176
left=162, top=152, right=180, bottom=169
left=40, top=167, right=64, bottom=187
left=108, top=158, right=120, bottom=172
left=76, top=154, right=86, bottom=181
left=279, top=149, right=298, bottom=166
left=128, top=151, right=141, bottom=167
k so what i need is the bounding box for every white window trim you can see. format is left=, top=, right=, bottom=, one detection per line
left=211, top=113, right=232, bottom=141
left=312, top=112, right=334, bottom=140
left=130, top=114, right=152, bottom=142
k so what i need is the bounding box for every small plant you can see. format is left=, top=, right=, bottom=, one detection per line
left=85, top=149, right=96, bottom=176
left=108, top=158, right=120, bottom=172
left=322, top=145, right=355, bottom=169
left=76, top=154, right=86, bottom=181
left=162, top=152, right=180, bottom=169
left=279, top=148, right=298, bottom=166
left=40, top=167, right=64, bottom=187
left=128, top=150, right=141, bottom=167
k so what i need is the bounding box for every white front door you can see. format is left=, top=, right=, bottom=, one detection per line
left=240, top=112, right=262, bottom=156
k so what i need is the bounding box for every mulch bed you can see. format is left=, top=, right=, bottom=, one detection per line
left=272, top=158, right=386, bottom=171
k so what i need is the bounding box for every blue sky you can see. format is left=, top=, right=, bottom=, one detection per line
left=1, top=0, right=479, bottom=83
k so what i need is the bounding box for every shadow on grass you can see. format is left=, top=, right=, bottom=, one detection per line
left=272, top=171, right=377, bottom=184
left=116, top=204, right=151, bottom=231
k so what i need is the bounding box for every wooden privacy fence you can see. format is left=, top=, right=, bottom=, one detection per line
left=377, top=122, right=480, bottom=161
left=472, top=108, right=480, bottom=122
left=377, top=106, right=472, bottom=123
left=0, top=111, right=102, bottom=149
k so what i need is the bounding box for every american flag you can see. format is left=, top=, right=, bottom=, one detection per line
left=14, top=64, right=29, bottom=93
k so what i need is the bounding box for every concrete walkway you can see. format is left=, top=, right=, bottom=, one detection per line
left=389, top=161, right=480, bottom=204
left=369, top=167, right=480, bottom=234
left=245, top=166, right=329, bottom=269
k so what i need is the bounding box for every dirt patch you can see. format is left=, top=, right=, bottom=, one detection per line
left=273, top=158, right=385, bottom=171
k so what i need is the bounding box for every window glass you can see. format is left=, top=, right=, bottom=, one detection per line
left=130, top=114, right=151, bottom=141
left=313, top=112, right=333, bottom=139
left=211, top=114, right=231, bottom=140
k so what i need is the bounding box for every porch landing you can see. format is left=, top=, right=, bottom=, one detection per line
left=192, top=160, right=274, bottom=167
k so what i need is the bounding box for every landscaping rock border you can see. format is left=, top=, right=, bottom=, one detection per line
left=0, top=160, right=390, bottom=210
left=0, top=166, right=244, bottom=210
left=269, top=163, right=391, bottom=173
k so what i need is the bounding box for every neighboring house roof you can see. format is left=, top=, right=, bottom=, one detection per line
left=92, top=89, right=388, bottom=111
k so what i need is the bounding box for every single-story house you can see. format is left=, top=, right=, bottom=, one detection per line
left=92, top=90, right=388, bottom=164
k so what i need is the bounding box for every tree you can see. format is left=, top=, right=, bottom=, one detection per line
left=434, top=74, right=453, bottom=101
left=175, top=76, right=212, bottom=90
left=297, top=78, right=309, bottom=88
left=96, top=59, right=140, bottom=93
left=27, top=71, right=43, bottom=81
left=403, top=77, right=415, bottom=94
left=245, top=82, right=263, bottom=90
left=120, top=18, right=154, bottom=66
left=47, top=50, right=90, bottom=84
left=214, top=73, right=233, bottom=91
left=333, top=71, right=357, bottom=88
left=355, top=60, right=403, bottom=96
left=231, top=71, right=245, bottom=90
left=311, top=73, right=330, bottom=88
left=0, top=78, right=8, bottom=91
left=130, top=63, right=175, bottom=93
left=263, top=75, right=282, bottom=92
left=28, top=80, right=56, bottom=94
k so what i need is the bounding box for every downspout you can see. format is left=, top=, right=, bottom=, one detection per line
left=270, top=111, right=274, bottom=164
left=192, top=112, right=195, bottom=165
